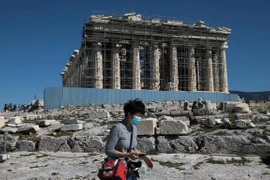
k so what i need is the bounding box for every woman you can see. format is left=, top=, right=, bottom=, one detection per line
left=105, top=98, right=154, bottom=180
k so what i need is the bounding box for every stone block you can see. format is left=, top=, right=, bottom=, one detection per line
left=0, top=116, right=5, bottom=128
left=37, top=120, right=57, bottom=127
left=235, top=119, right=255, bottom=128
left=137, top=137, right=155, bottom=153
left=156, top=111, right=170, bottom=116
left=26, top=115, right=38, bottom=120
left=60, top=124, right=83, bottom=131
left=89, top=109, right=110, bottom=119
left=137, top=118, right=157, bottom=135
left=16, top=140, right=35, bottom=151
left=159, top=119, right=189, bottom=135
left=234, top=103, right=251, bottom=113
left=0, top=154, right=10, bottom=161
left=17, top=125, right=40, bottom=134
left=170, top=111, right=190, bottom=116
left=0, top=127, right=18, bottom=134
left=8, top=117, right=22, bottom=125
left=62, top=117, right=77, bottom=125
left=235, top=113, right=252, bottom=120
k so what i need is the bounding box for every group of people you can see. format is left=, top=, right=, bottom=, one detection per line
left=101, top=98, right=153, bottom=180
left=3, top=103, right=30, bottom=113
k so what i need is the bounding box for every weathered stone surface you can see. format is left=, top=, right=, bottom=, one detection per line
left=0, top=127, right=18, bottom=133
left=205, top=118, right=216, bottom=128
left=16, top=140, right=35, bottom=151
left=61, top=117, right=77, bottom=125
left=235, top=113, right=252, bottom=120
left=252, top=114, right=270, bottom=121
left=0, top=154, right=10, bottom=161
left=8, top=117, right=22, bottom=125
left=60, top=124, right=83, bottom=131
left=48, top=121, right=62, bottom=132
left=25, top=114, right=42, bottom=120
left=38, top=136, right=71, bottom=152
left=88, top=109, right=110, bottom=119
left=235, top=119, right=255, bottom=128
left=37, top=120, right=57, bottom=127
left=170, top=111, right=189, bottom=116
left=158, top=116, right=189, bottom=135
left=0, top=134, right=19, bottom=151
left=69, top=136, right=104, bottom=152
left=157, top=136, right=197, bottom=153
left=17, top=125, right=40, bottom=134
left=219, top=101, right=239, bottom=112
left=137, top=118, right=157, bottom=135
left=137, top=137, right=155, bottom=153
left=234, top=103, right=251, bottom=113
left=73, top=126, right=107, bottom=136
left=197, top=135, right=270, bottom=154
left=0, top=116, right=5, bottom=128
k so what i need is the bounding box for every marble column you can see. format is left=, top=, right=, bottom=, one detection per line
left=111, top=44, right=121, bottom=89
left=205, top=48, right=214, bottom=91
left=170, top=45, right=178, bottom=91
left=196, top=58, right=201, bottom=91
left=92, top=42, right=103, bottom=88
left=132, top=44, right=141, bottom=90
left=219, top=42, right=229, bottom=93
left=188, top=46, right=197, bottom=91
left=212, top=51, right=219, bottom=92
left=151, top=44, right=161, bottom=90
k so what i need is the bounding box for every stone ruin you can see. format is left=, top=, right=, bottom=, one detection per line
left=1, top=98, right=270, bottom=158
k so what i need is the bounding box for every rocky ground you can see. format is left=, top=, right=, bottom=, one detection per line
left=1, top=151, right=270, bottom=180
left=1, top=100, right=270, bottom=180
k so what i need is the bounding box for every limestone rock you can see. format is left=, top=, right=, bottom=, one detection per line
left=0, top=127, right=18, bottom=134
left=0, top=116, right=5, bottom=128
left=16, top=140, right=35, bottom=151
left=0, top=134, right=19, bottom=151
left=137, top=137, right=155, bottom=153
left=8, top=116, right=22, bottom=125
left=60, top=124, right=83, bottom=132
left=61, top=117, right=78, bottom=125
left=205, top=118, right=216, bottom=128
left=38, top=136, right=71, bottom=152
left=159, top=117, right=189, bottom=135
left=137, top=118, right=157, bottom=135
left=88, top=109, right=110, bottom=119
left=234, top=103, right=251, bottom=113
left=37, top=120, right=57, bottom=127
left=17, top=125, right=40, bottom=134
left=235, top=119, right=255, bottom=128
left=157, top=136, right=197, bottom=153
left=69, top=136, right=104, bottom=153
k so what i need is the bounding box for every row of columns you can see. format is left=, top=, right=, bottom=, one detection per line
left=87, top=42, right=229, bottom=93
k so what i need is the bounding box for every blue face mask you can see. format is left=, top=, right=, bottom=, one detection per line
left=131, top=115, right=141, bottom=125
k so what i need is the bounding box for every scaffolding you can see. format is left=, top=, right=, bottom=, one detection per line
left=61, top=11, right=231, bottom=92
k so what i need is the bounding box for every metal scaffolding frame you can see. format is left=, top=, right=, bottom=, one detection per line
left=61, top=11, right=230, bottom=92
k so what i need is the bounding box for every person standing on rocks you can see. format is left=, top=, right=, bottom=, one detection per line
left=105, top=98, right=153, bottom=180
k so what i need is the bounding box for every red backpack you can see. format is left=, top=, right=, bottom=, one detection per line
left=97, top=158, right=127, bottom=180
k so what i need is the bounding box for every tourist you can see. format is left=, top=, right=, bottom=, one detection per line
left=105, top=98, right=153, bottom=180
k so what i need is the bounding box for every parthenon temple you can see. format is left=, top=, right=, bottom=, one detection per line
left=60, top=12, right=231, bottom=92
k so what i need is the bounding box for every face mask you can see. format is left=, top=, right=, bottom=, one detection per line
left=131, top=115, right=141, bottom=125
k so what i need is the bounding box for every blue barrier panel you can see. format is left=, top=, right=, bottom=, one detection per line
left=44, top=87, right=63, bottom=110
left=44, top=87, right=239, bottom=110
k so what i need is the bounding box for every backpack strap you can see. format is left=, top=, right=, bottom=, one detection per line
left=127, top=125, right=133, bottom=153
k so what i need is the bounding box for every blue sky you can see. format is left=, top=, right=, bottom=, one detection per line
left=0, top=0, right=269, bottom=108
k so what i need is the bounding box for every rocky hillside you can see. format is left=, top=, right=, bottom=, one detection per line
left=230, top=90, right=270, bottom=101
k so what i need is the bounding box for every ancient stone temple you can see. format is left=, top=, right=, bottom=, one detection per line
left=60, top=12, right=230, bottom=92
